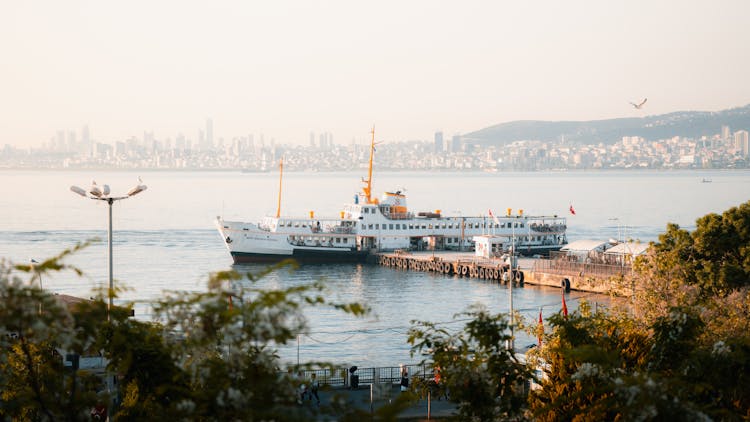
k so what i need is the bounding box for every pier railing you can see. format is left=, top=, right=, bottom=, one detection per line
left=532, top=258, right=631, bottom=278
left=294, top=363, right=435, bottom=388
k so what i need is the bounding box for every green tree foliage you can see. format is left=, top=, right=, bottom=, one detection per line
left=408, top=305, right=530, bottom=421
left=0, top=244, right=103, bottom=420
left=530, top=201, right=750, bottom=420
left=635, top=200, right=750, bottom=300
left=0, top=251, right=370, bottom=421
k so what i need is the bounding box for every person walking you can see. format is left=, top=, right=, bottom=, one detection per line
left=309, top=373, right=320, bottom=405
left=400, top=368, right=409, bottom=392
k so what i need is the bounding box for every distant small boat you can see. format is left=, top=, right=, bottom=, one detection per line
left=701, top=178, right=712, bottom=183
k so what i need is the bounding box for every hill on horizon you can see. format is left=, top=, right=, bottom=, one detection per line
left=464, top=104, right=750, bottom=145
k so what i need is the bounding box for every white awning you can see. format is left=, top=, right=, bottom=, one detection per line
left=560, top=239, right=610, bottom=252
left=604, top=242, right=650, bottom=256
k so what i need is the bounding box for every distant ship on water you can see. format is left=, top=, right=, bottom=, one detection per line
left=216, top=129, right=568, bottom=264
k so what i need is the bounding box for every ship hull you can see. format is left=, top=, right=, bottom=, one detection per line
left=231, top=248, right=369, bottom=264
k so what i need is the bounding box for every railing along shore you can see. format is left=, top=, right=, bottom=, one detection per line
left=294, top=364, right=435, bottom=388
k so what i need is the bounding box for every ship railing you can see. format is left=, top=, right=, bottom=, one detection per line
left=529, top=223, right=567, bottom=233
left=384, top=212, right=414, bottom=220
left=321, top=224, right=354, bottom=234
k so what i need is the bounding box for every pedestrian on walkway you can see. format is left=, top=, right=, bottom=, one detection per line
left=400, top=368, right=409, bottom=392
left=309, top=373, right=320, bottom=405
left=296, top=371, right=308, bottom=404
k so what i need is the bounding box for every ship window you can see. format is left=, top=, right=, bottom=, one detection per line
left=520, top=223, right=524, bottom=228
left=428, top=224, right=433, bottom=229
left=389, top=224, right=394, bottom=230
left=294, top=222, right=299, bottom=227
left=375, top=224, right=379, bottom=230
left=421, top=225, right=426, bottom=229
left=368, top=224, right=373, bottom=230
left=343, top=238, right=348, bottom=244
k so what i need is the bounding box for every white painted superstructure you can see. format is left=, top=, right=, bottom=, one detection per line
left=216, top=128, right=568, bottom=264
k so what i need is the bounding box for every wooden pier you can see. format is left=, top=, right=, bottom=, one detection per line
left=374, top=250, right=631, bottom=295
left=374, top=250, right=525, bottom=285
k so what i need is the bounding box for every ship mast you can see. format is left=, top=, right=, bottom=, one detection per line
left=363, top=126, right=376, bottom=204
left=276, top=157, right=283, bottom=218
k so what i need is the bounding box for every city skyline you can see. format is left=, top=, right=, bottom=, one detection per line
left=2, top=1, right=750, bottom=147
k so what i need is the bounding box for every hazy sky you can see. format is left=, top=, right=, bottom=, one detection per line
left=2, top=0, right=749, bottom=147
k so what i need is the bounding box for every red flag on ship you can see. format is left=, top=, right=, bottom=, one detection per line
left=488, top=209, right=500, bottom=225
left=561, top=290, right=568, bottom=318
left=537, top=308, right=544, bottom=347
left=569, top=204, right=576, bottom=215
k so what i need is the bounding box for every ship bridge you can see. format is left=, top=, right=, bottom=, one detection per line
left=379, top=191, right=410, bottom=219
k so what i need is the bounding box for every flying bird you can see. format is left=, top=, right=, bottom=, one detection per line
left=629, top=98, right=647, bottom=109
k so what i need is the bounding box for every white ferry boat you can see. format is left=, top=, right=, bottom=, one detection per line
left=216, top=129, right=568, bottom=264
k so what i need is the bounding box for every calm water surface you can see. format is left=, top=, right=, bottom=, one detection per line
left=1, top=169, right=748, bottom=366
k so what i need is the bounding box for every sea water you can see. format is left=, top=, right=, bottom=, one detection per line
left=0, top=169, right=748, bottom=366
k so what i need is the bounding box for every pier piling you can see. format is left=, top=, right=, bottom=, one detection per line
left=375, top=251, right=521, bottom=285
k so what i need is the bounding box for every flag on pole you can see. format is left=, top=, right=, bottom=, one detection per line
left=488, top=209, right=500, bottom=225
left=569, top=204, right=576, bottom=215
left=561, top=290, right=568, bottom=318
left=537, top=308, right=544, bottom=347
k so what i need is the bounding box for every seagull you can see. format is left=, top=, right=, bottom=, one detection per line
left=101, top=184, right=110, bottom=196
left=89, top=180, right=102, bottom=197
left=629, top=98, right=647, bottom=109
left=127, top=177, right=147, bottom=196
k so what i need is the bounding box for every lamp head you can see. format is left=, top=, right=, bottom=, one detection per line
left=70, top=185, right=87, bottom=197
left=127, top=184, right=147, bottom=197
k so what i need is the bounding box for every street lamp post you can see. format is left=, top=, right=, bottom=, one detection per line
left=30, top=258, right=42, bottom=315
left=70, top=179, right=147, bottom=320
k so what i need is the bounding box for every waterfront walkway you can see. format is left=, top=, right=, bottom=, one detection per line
left=301, top=384, right=458, bottom=420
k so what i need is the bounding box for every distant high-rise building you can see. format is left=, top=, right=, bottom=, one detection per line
left=310, top=132, right=316, bottom=147
left=67, top=131, right=76, bottom=152
left=434, top=131, right=444, bottom=153
left=735, top=130, right=749, bottom=156
left=56, top=131, right=65, bottom=152
left=451, top=134, right=462, bottom=153
left=81, top=125, right=92, bottom=156
left=722, top=125, right=731, bottom=140
left=198, top=129, right=205, bottom=150
left=176, top=133, right=186, bottom=150
left=206, top=118, right=214, bottom=149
